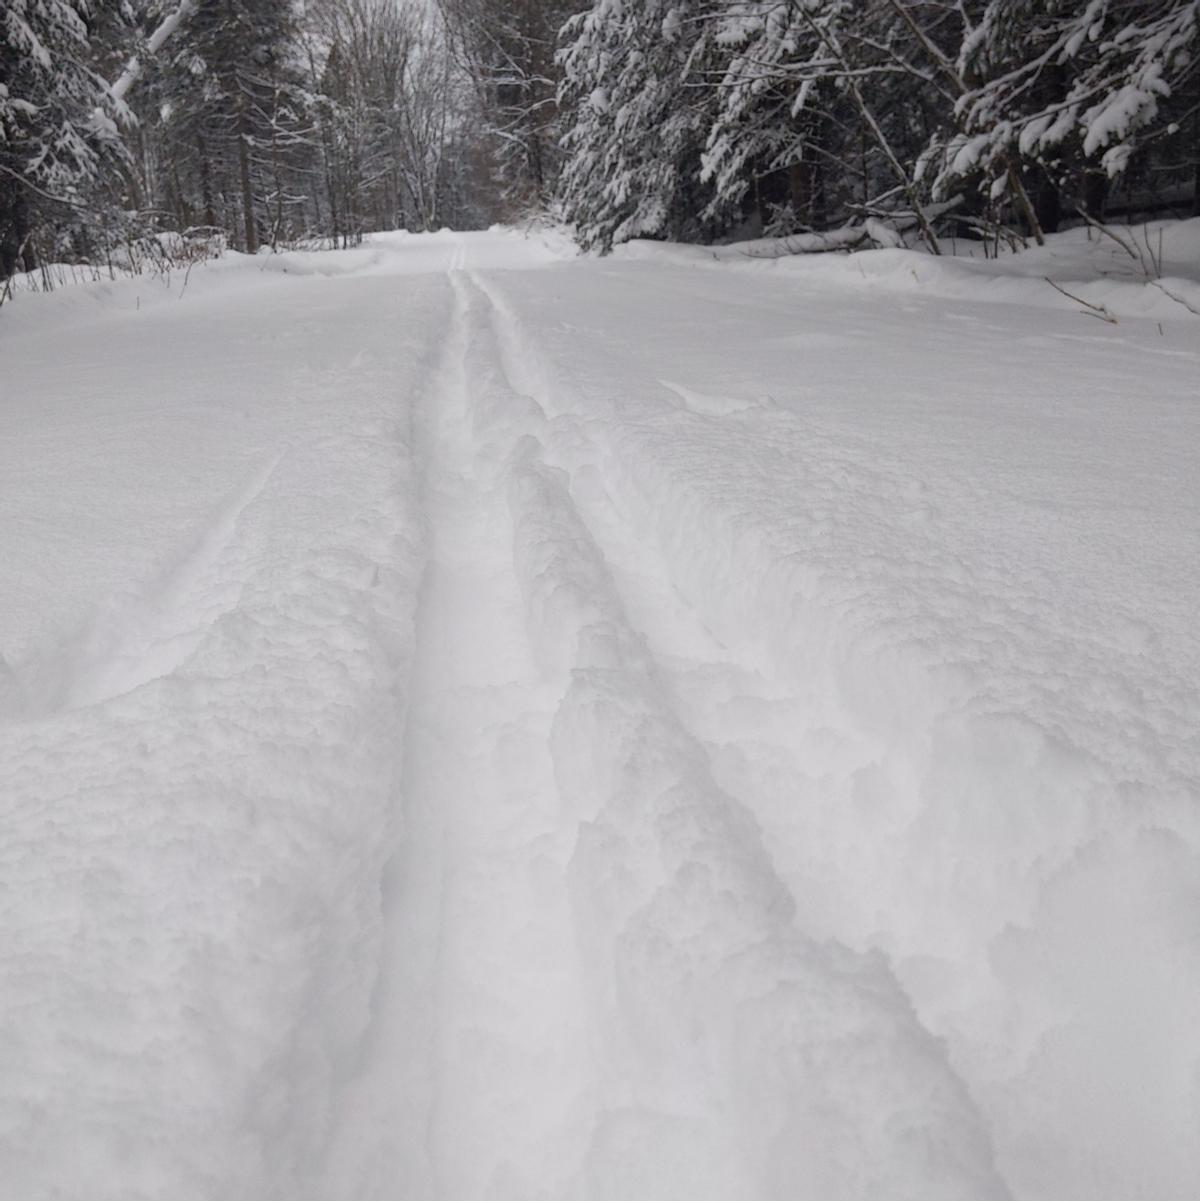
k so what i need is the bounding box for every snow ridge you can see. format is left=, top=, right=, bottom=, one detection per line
left=0, top=282, right=433, bottom=1201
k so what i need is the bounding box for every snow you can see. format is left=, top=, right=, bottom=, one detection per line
left=614, top=217, right=1200, bottom=323
left=2, top=224, right=1198, bottom=1201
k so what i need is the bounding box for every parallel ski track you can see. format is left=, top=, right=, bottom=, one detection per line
left=372, top=253, right=598, bottom=1201
left=452, top=263, right=1009, bottom=1201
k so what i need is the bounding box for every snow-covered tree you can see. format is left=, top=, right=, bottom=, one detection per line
left=558, top=0, right=726, bottom=251
left=147, top=0, right=303, bottom=252
left=925, top=0, right=1200, bottom=229
left=558, top=1, right=951, bottom=251
left=0, top=0, right=127, bottom=276
left=700, top=1, right=837, bottom=233
left=701, top=1, right=949, bottom=239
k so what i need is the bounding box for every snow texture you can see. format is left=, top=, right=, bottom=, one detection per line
left=2, top=223, right=1199, bottom=1201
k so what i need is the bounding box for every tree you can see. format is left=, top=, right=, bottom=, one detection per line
left=925, top=0, right=1200, bottom=231
left=702, top=1, right=950, bottom=242
left=158, top=0, right=302, bottom=252
left=558, top=0, right=725, bottom=251
left=438, top=0, right=582, bottom=212
left=0, top=0, right=127, bottom=277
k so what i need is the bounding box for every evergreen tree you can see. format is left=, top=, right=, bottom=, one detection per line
left=0, top=0, right=128, bottom=277
left=926, top=0, right=1200, bottom=230
left=558, top=0, right=724, bottom=251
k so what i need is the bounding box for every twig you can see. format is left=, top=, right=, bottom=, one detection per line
left=1150, top=280, right=1200, bottom=317
left=1043, top=276, right=1118, bottom=323
left=1074, top=206, right=1160, bottom=279
left=179, top=255, right=197, bottom=300
left=1141, top=223, right=1164, bottom=278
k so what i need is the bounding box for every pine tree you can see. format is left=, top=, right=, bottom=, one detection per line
left=145, top=0, right=302, bottom=252
left=558, top=0, right=724, bottom=251
left=926, top=0, right=1199, bottom=230
left=0, top=0, right=127, bottom=277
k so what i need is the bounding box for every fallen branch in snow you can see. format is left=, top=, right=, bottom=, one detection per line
left=1149, top=279, right=1200, bottom=317
left=742, top=197, right=966, bottom=260
left=739, top=225, right=870, bottom=258
left=1043, top=276, right=1119, bottom=323
left=846, top=195, right=965, bottom=227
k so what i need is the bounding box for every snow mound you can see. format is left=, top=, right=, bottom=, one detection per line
left=613, top=217, right=1200, bottom=325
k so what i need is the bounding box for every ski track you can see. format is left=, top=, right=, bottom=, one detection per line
left=460, top=263, right=1009, bottom=1200
left=327, top=253, right=599, bottom=1201
left=56, top=449, right=290, bottom=712
left=322, top=247, right=1009, bottom=1199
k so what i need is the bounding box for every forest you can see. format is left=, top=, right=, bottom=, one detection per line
left=2, top=0, right=1198, bottom=283
left=5, top=4, right=1200, bottom=1200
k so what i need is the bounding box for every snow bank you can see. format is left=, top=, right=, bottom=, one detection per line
left=613, top=217, right=1200, bottom=325
left=0, top=224, right=575, bottom=332
left=0, top=435, right=425, bottom=1201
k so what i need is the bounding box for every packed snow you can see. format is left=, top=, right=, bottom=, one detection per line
left=2, top=225, right=1198, bottom=1201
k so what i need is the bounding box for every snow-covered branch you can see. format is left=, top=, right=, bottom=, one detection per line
left=109, top=0, right=198, bottom=104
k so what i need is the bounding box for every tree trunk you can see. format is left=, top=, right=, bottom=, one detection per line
left=1006, top=160, right=1045, bottom=245
left=238, top=101, right=258, bottom=254
left=1193, top=107, right=1200, bottom=217
left=1034, top=165, right=1062, bottom=234
left=198, top=134, right=216, bottom=229
left=1191, top=74, right=1200, bottom=218
left=0, top=177, right=25, bottom=280
left=787, top=161, right=808, bottom=226
left=1083, top=171, right=1108, bottom=221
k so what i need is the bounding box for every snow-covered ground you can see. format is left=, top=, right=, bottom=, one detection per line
left=2, top=225, right=1198, bottom=1201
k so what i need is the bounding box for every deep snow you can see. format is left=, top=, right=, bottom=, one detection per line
left=1, top=225, right=1198, bottom=1201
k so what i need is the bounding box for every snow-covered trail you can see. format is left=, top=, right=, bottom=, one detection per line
left=2, top=227, right=1199, bottom=1201
left=322, top=257, right=600, bottom=1200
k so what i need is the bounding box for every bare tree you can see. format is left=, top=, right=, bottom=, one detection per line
left=436, top=0, right=583, bottom=213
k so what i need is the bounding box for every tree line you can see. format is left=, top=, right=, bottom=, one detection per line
left=556, top=0, right=1199, bottom=251
left=2, top=0, right=1197, bottom=280
left=1, top=0, right=501, bottom=279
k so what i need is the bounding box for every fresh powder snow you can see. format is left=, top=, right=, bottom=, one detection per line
left=2, top=225, right=1199, bottom=1201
